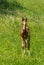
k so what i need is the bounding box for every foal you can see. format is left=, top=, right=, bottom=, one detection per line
left=20, top=18, right=30, bottom=56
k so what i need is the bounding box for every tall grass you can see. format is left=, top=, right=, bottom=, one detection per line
left=0, top=0, right=44, bottom=65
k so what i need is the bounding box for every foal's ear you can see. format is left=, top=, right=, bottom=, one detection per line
left=26, top=18, right=27, bottom=21
left=22, top=18, right=24, bottom=21
left=22, top=17, right=27, bottom=21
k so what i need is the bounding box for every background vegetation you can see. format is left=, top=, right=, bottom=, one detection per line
left=0, top=0, right=44, bottom=65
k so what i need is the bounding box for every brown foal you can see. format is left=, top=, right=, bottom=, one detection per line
left=20, top=17, right=30, bottom=56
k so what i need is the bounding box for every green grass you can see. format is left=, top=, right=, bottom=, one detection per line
left=0, top=0, right=44, bottom=65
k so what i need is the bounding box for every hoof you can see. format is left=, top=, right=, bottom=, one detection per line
left=27, top=51, right=30, bottom=55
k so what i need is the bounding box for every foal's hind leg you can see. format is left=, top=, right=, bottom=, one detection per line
left=27, top=40, right=30, bottom=55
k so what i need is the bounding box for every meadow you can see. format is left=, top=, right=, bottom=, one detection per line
left=0, top=0, right=44, bottom=65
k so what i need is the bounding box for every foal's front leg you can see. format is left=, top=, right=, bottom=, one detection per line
left=26, top=39, right=30, bottom=55
left=21, top=37, right=25, bottom=56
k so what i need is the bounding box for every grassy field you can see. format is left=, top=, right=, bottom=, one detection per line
left=0, top=0, right=44, bottom=65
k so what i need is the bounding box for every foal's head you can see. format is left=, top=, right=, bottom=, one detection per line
left=22, top=18, right=27, bottom=30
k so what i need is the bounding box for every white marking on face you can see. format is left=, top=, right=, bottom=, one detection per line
left=23, top=21, right=26, bottom=25
left=22, top=21, right=26, bottom=29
